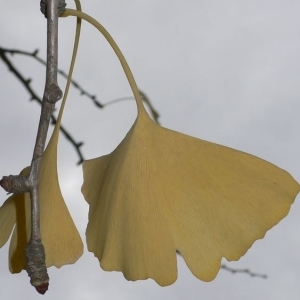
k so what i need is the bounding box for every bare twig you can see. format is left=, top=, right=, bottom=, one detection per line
left=0, top=45, right=159, bottom=158
left=0, top=46, right=104, bottom=108
left=221, top=264, right=267, bottom=279
left=138, top=90, right=160, bottom=123
left=25, top=0, right=65, bottom=294
left=176, top=250, right=267, bottom=279
left=0, top=47, right=160, bottom=122
left=105, top=90, right=160, bottom=124
left=0, top=47, right=84, bottom=164
left=50, top=117, right=84, bottom=164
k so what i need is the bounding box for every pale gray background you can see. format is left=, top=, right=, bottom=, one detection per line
left=1, top=1, right=300, bottom=299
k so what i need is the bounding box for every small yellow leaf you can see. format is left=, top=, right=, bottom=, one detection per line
left=38, top=125, right=84, bottom=269
left=0, top=195, right=18, bottom=248
left=8, top=125, right=83, bottom=273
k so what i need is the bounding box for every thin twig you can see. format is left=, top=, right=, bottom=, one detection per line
left=176, top=250, right=267, bottom=279
left=23, top=0, right=63, bottom=293
left=50, top=116, right=84, bottom=164
left=221, top=264, right=267, bottom=279
left=25, top=0, right=65, bottom=294
left=0, top=46, right=104, bottom=108
left=0, top=45, right=159, bottom=155
left=0, top=47, right=160, bottom=123
left=139, top=90, right=160, bottom=124
left=0, top=47, right=84, bottom=164
left=105, top=90, right=160, bottom=124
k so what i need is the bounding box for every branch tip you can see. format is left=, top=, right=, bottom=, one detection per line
left=32, top=49, right=39, bottom=56
left=25, top=239, right=49, bottom=294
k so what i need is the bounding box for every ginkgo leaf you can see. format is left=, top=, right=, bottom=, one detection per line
left=0, top=167, right=31, bottom=254
left=8, top=122, right=84, bottom=273
left=62, top=7, right=300, bottom=285
left=0, top=195, right=18, bottom=248
left=38, top=126, right=84, bottom=269
left=82, top=107, right=299, bottom=285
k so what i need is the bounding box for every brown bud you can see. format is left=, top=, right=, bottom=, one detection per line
left=26, top=239, right=49, bottom=295
left=35, top=283, right=49, bottom=295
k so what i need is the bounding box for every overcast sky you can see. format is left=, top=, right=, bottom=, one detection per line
left=1, top=0, right=300, bottom=299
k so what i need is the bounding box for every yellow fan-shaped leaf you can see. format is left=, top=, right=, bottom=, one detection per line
left=82, top=108, right=300, bottom=285
left=63, top=5, right=299, bottom=285
left=38, top=127, right=84, bottom=269
left=9, top=127, right=83, bottom=273
left=0, top=167, right=31, bottom=253
left=0, top=195, right=18, bottom=248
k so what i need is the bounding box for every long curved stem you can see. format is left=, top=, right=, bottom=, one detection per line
left=61, top=9, right=146, bottom=115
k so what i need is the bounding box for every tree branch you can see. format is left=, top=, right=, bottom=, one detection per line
left=0, top=47, right=84, bottom=165
left=0, top=46, right=160, bottom=123
left=0, top=46, right=104, bottom=108
left=221, top=264, right=267, bottom=279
